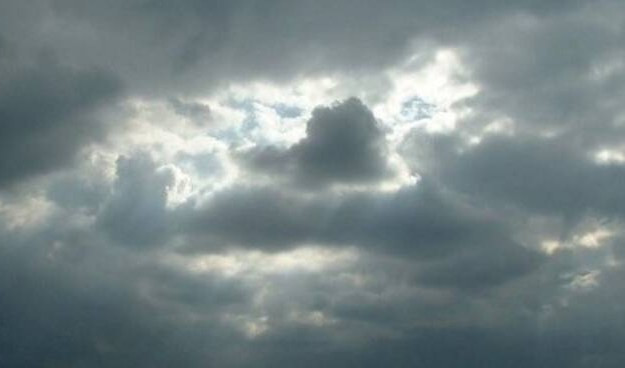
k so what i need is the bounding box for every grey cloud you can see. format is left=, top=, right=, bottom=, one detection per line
left=183, top=180, right=543, bottom=289
left=46, top=172, right=110, bottom=213
left=0, top=0, right=587, bottom=96
left=97, top=153, right=175, bottom=248
left=243, top=327, right=567, bottom=368
left=406, top=132, right=625, bottom=218
left=3, top=1, right=625, bottom=366
left=0, top=217, right=615, bottom=368
left=169, top=97, right=211, bottom=125
left=611, top=236, right=625, bottom=260
left=0, top=56, right=121, bottom=188
left=181, top=186, right=324, bottom=251
left=240, top=98, right=394, bottom=187
left=0, top=216, right=250, bottom=367
left=415, top=239, right=542, bottom=290
left=453, top=2, right=625, bottom=146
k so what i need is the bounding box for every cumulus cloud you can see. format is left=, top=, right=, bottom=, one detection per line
left=240, top=98, right=396, bottom=187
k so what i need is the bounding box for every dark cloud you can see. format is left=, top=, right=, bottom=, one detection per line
left=46, top=171, right=110, bottom=213
left=452, top=1, right=625, bottom=148
left=611, top=237, right=625, bottom=260
left=0, top=0, right=587, bottom=96
left=0, top=213, right=621, bottom=368
left=241, top=98, right=395, bottom=187
left=183, top=186, right=323, bottom=251
left=183, top=179, right=543, bottom=289
left=169, top=97, right=211, bottom=125
left=0, top=211, right=253, bottom=367
left=405, top=132, right=625, bottom=218
left=2, top=0, right=625, bottom=366
left=97, top=153, right=175, bottom=248
left=0, top=56, right=121, bottom=188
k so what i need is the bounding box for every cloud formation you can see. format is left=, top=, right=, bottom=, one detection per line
left=2, top=1, right=625, bottom=367
left=240, top=98, right=395, bottom=187
left=0, top=56, right=121, bottom=187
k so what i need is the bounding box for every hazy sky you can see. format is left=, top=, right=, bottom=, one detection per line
left=2, top=1, right=625, bottom=367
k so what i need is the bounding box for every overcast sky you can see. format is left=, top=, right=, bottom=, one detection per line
left=2, top=1, right=625, bottom=367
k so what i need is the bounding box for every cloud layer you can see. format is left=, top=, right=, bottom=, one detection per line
left=2, top=1, right=625, bottom=367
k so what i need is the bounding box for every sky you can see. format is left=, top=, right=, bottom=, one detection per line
left=1, top=1, right=625, bottom=367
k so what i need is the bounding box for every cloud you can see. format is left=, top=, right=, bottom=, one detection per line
left=182, top=178, right=543, bottom=290
left=240, top=98, right=395, bottom=187
left=1, top=0, right=589, bottom=96
left=405, top=132, right=625, bottom=218
left=169, top=97, right=211, bottom=126
left=0, top=224, right=251, bottom=367
left=0, top=56, right=121, bottom=188
left=452, top=2, right=625, bottom=147
left=2, top=0, right=625, bottom=366
left=97, top=153, right=175, bottom=248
